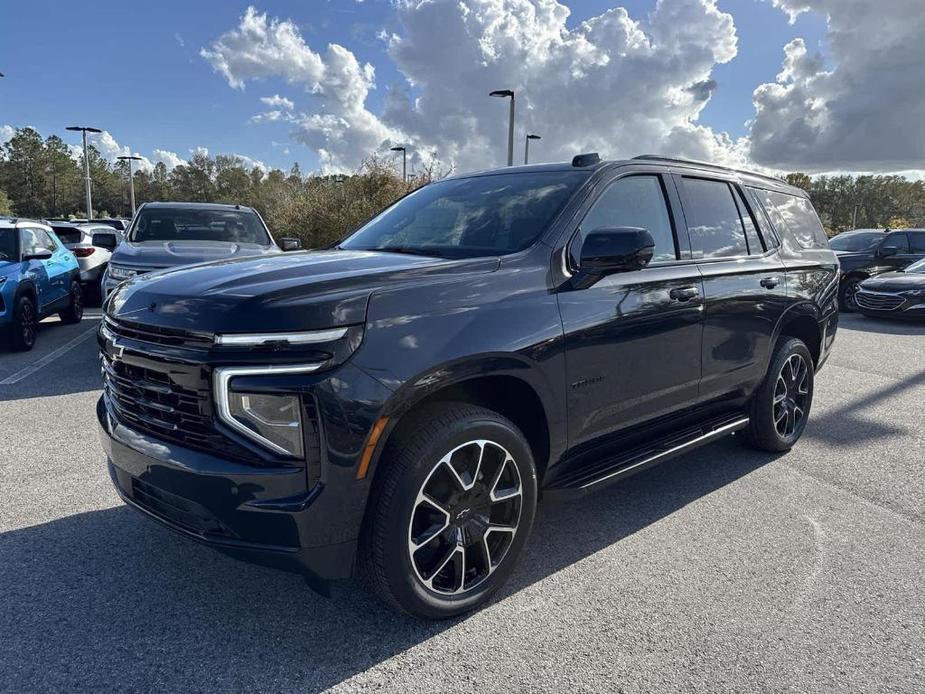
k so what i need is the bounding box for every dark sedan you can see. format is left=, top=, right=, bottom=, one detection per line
left=855, top=258, right=925, bottom=320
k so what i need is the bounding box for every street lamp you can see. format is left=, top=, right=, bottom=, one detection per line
left=524, top=133, right=541, bottom=165
left=489, top=89, right=515, bottom=166
left=117, top=155, right=143, bottom=216
left=66, top=126, right=102, bottom=219
left=390, top=146, right=407, bottom=183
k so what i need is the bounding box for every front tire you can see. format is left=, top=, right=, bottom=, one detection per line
left=9, top=295, right=38, bottom=351
left=59, top=281, right=83, bottom=324
left=740, top=337, right=815, bottom=452
left=839, top=277, right=862, bottom=312
left=360, top=403, right=538, bottom=619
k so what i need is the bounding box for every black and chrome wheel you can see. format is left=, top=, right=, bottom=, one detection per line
left=741, top=337, right=815, bottom=452
left=361, top=403, right=537, bottom=618
left=408, top=439, right=522, bottom=595
left=59, top=280, right=83, bottom=324
left=10, top=295, right=37, bottom=352
left=839, top=278, right=861, bottom=312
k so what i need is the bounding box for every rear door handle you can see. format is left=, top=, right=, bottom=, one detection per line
left=760, top=276, right=781, bottom=289
left=669, top=286, right=699, bottom=302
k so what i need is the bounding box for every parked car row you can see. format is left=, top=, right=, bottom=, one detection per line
left=832, top=227, right=925, bottom=317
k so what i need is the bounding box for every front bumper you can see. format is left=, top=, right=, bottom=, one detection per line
left=97, top=354, right=394, bottom=580
left=855, top=289, right=925, bottom=319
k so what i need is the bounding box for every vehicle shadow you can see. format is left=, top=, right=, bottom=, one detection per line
left=0, top=438, right=776, bottom=693
left=839, top=313, right=925, bottom=336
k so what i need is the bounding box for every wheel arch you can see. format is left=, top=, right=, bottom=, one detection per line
left=772, top=303, right=823, bottom=367
left=366, top=356, right=557, bottom=489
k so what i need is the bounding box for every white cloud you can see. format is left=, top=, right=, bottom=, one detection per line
left=0, top=124, right=14, bottom=145
left=260, top=94, right=294, bottom=110
left=203, top=1, right=744, bottom=173
left=153, top=149, right=185, bottom=170
left=749, top=0, right=925, bottom=172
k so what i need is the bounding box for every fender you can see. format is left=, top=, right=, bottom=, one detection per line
left=361, top=351, right=565, bottom=485
left=767, top=300, right=824, bottom=371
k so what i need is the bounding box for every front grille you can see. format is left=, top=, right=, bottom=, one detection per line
left=104, top=316, right=213, bottom=349
left=101, top=351, right=237, bottom=457
left=131, top=477, right=232, bottom=538
left=855, top=291, right=905, bottom=311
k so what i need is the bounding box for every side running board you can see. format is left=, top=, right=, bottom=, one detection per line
left=544, top=414, right=750, bottom=501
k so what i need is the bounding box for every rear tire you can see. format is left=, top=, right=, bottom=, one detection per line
left=359, top=402, right=538, bottom=619
left=9, top=295, right=37, bottom=352
left=59, top=281, right=83, bottom=324
left=740, top=337, right=814, bottom=452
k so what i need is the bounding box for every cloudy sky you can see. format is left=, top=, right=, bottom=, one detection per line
left=1, top=0, right=922, bottom=177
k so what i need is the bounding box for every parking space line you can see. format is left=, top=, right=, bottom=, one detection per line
left=0, top=325, right=100, bottom=386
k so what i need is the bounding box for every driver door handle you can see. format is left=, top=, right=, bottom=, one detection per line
left=760, top=276, right=781, bottom=289
left=669, top=286, right=700, bottom=302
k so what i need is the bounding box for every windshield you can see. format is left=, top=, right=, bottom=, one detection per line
left=129, top=207, right=271, bottom=245
left=340, top=172, right=588, bottom=258
left=829, top=232, right=883, bottom=252
left=0, top=229, right=16, bottom=262
left=905, top=258, right=925, bottom=273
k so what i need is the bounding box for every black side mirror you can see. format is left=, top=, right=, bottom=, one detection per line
left=279, top=237, right=302, bottom=252
left=878, top=244, right=899, bottom=257
left=580, top=227, right=655, bottom=278
left=23, top=249, right=52, bottom=261
left=92, top=232, right=118, bottom=252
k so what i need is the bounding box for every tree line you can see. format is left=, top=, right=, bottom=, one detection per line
left=2, top=126, right=923, bottom=247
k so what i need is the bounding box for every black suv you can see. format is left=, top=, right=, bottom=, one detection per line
left=830, top=228, right=925, bottom=311
left=97, top=155, right=839, bottom=618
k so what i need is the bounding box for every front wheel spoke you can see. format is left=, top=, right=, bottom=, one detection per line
left=441, top=459, right=469, bottom=492
left=426, top=544, right=461, bottom=584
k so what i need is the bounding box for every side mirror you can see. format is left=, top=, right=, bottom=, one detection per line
left=23, top=249, right=52, bottom=261
left=579, top=227, right=655, bottom=277
left=878, top=244, right=899, bottom=257
left=279, top=237, right=302, bottom=252
left=92, top=232, right=118, bottom=252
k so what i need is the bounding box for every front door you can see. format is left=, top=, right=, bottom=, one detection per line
left=558, top=172, right=704, bottom=449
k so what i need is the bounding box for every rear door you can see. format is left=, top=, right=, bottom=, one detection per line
left=878, top=232, right=914, bottom=271
left=674, top=174, right=789, bottom=403
left=558, top=170, right=704, bottom=448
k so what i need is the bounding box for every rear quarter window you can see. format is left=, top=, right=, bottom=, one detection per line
left=753, top=189, right=829, bottom=250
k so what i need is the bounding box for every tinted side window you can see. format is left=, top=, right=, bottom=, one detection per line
left=39, top=230, right=58, bottom=251
left=761, top=191, right=828, bottom=249
left=680, top=177, right=748, bottom=259
left=579, top=175, right=677, bottom=262
left=909, top=232, right=925, bottom=253
left=732, top=187, right=765, bottom=254
left=883, top=233, right=910, bottom=253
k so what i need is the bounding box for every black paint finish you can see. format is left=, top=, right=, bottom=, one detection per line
left=97, top=158, right=839, bottom=582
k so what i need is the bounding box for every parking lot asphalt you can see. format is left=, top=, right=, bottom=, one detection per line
left=1, top=313, right=923, bottom=693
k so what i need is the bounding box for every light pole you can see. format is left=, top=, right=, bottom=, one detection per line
left=117, top=155, right=143, bottom=216
left=390, top=146, right=407, bottom=183
left=66, top=126, right=102, bottom=219
left=524, top=133, right=541, bottom=165
left=489, top=89, right=515, bottom=166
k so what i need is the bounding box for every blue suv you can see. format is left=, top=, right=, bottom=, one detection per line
left=1, top=218, right=83, bottom=351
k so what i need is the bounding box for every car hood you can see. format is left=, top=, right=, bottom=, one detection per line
left=107, top=249, right=499, bottom=334
left=860, top=271, right=925, bottom=292
left=111, top=239, right=278, bottom=269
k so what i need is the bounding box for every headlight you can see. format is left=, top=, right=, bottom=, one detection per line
left=214, top=363, right=324, bottom=457
left=228, top=392, right=304, bottom=457
left=108, top=264, right=137, bottom=281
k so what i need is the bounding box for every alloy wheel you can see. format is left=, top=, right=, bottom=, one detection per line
left=408, top=439, right=522, bottom=596
left=773, top=353, right=809, bottom=437
left=21, top=301, right=36, bottom=347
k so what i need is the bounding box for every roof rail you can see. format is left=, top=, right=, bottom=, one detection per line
left=632, top=154, right=787, bottom=187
